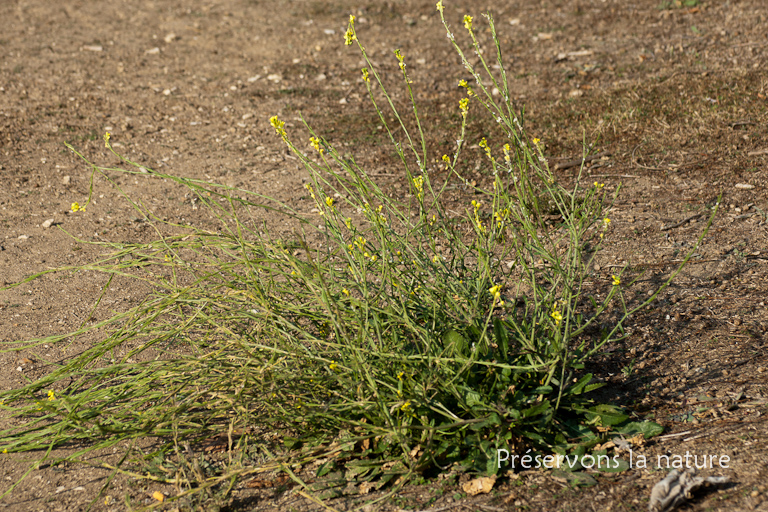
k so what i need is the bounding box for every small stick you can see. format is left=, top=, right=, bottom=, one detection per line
left=553, top=151, right=611, bottom=171
left=661, top=213, right=703, bottom=231
left=589, top=174, right=639, bottom=178
left=657, top=430, right=693, bottom=440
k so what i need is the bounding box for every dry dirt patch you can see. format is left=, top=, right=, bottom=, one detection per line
left=2, top=0, right=767, bottom=510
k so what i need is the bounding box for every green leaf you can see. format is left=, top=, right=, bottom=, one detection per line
left=463, top=387, right=484, bottom=408
left=316, top=460, right=335, bottom=477
left=443, top=329, right=467, bottom=357
left=585, top=404, right=629, bottom=426
left=551, top=470, right=597, bottom=487
left=522, top=400, right=551, bottom=418
left=616, top=420, right=664, bottom=439
left=595, top=457, right=630, bottom=473
left=584, top=383, right=605, bottom=393
left=565, top=374, right=593, bottom=395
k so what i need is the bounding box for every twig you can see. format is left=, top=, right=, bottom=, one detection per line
left=553, top=151, right=611, bottom=171
left=589, top=174, right=639, bottom=178
left=661, top=213, right=703, bottom=231
left=657, top=430, right=693, bottom=440
left=747, top=149, right=768, bottom=156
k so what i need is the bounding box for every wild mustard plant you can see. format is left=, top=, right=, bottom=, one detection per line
left=0, top=3, right=719, bottom=503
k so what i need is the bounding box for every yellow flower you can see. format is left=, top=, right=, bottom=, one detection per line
left=612, top=275, right=621, bottom=286
left=413, top=175, right=424, bottom=199
left=269, top=115, right=286, bottom=138
left=463, top=15, right=473, bottom=30
left=551, top=309, right=563, bottom=326
left=458, top=79, right=468, bottom=88
left=349, top=14, right=356, bottom=24
left=47, top=390, right=56, bottom=401
left=329, top=361, right=339, bottom=371
left=394, top=49, right=405, bottom=70
left=397, top=371, right=405, bottom=381
left=432, top=255, right=441, bottom=263
left=459, top=97, right=469, bottom=116
left=594, top=182, right=605, bottom=189
left=344, top=28, right=356, bottom=46
left=532, top=138, right=540, bottom=145
left=2, top=449, right=6, bottom=454
left=309, top=136, right=323, bottom=153
left=603, top=217, right=611, bottom=227
left=361, top=67, right=370, bottom=82
left=488, top=284, right=501, bottom=300
left=70, top=202, right=85, bottom=213
left=400, top=400, right=413, bottom=413
left=325, top=196, right=335, bottom=208
left=344, top=217, right=352, bottom=229
left=342, top=288, right=350, bottom=296
left=103, top=131, right=111, bottom=148
left=441, top=154, right=451, bottom=165
left=479, top=137, right=492, bottom=159
left=436, top=0, right=444, bottom=12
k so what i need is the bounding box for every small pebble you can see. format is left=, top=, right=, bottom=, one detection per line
left=62, top=175, right=71, bottom=185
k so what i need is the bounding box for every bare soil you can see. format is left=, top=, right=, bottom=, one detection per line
left=1, top=0, right=767, bottom=510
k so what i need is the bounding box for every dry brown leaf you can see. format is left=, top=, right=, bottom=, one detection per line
left=461, top=476, right=496, bottom=496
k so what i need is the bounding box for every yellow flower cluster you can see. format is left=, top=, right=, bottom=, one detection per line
left=70, top=202, right=86, bottom=213
left=459, top=97, right=469, bottom=118
left=103, top=131, right=111, bottom=148
left=600, top=217, right=611, bottom=239
left=361, top=67, right=370, bottom=82
left=304, top=183, right=316, bottom=201
left=612, top=275, right=621, bottom=286
left=494, top=207, right=509, bottom=229
left=436, top=0, right=444, bottom=12
left=269, top=115, right=286, bottom=139
left=479, top=137, right=492, bottom=160
left=503, top=143, right=511, bottom=163
left=344, top=15, right=356, bottom=46
left=309, top=136, right=323, bottom=154
left=551, top=309, right=563, bottom=326
left=463, top=15, right=473, bottom=30
left=394, top=49, right=405, bottom=71
left=471, top=200, right=486, bottom=234
left=412, top=175, right=424, bottom=200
